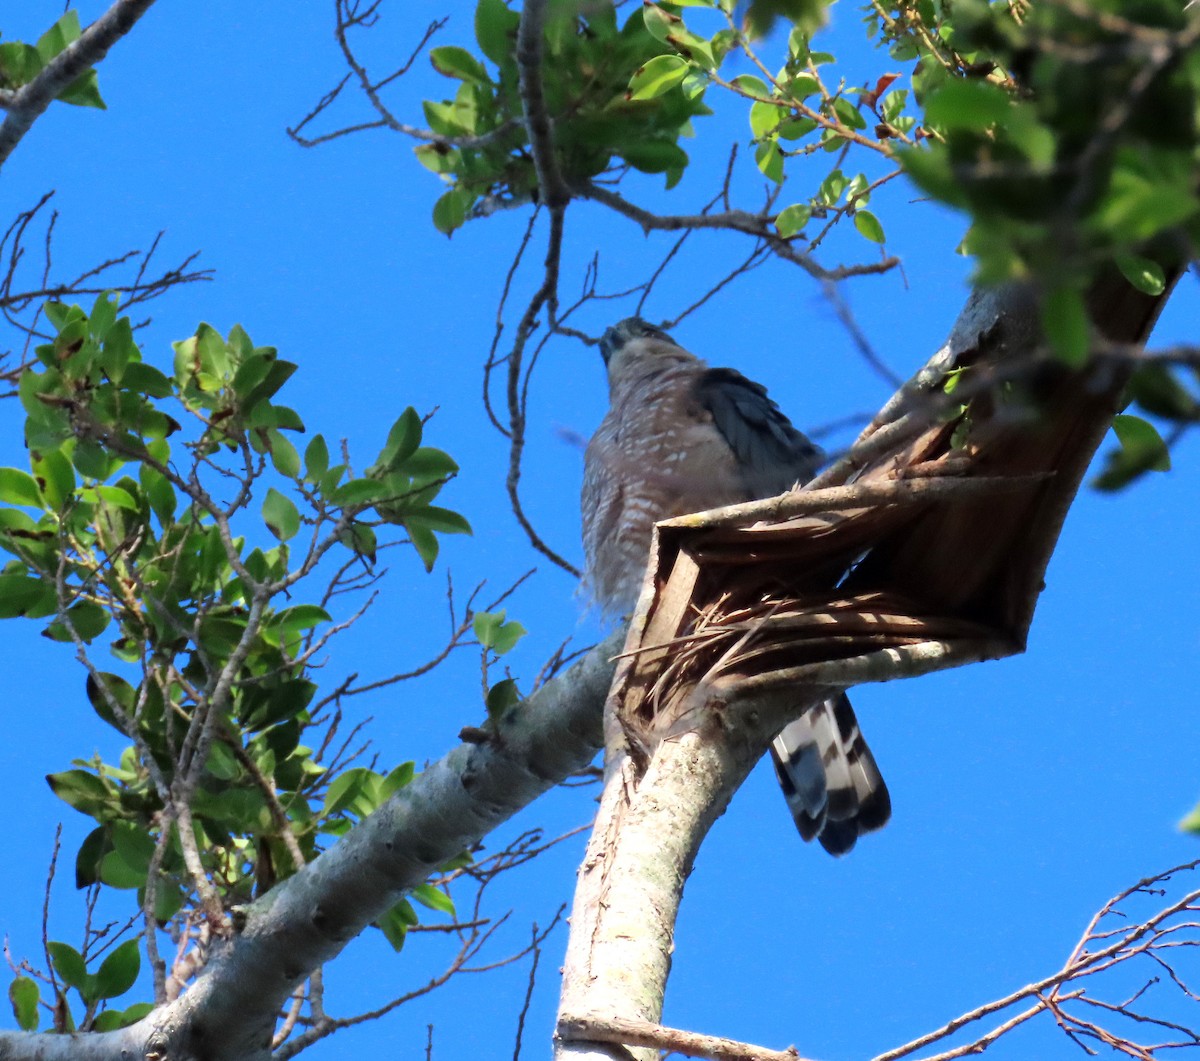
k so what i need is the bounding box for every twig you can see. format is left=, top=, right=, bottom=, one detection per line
left=557, top=1015, right=807, bottom=1061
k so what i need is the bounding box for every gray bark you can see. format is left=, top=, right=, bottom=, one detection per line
left=0, top=630, right=622, bottom=1061
left=0, top=0, right=159, bottom=169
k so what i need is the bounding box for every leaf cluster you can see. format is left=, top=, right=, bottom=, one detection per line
left=2, top=297, right=473, bottom=1024
left=418, top=0, right=715, bottom=232
left=0, top=12, right=106, bottom=109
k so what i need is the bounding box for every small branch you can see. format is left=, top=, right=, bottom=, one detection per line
left=581, top=182, right=899, bottom=281
left=658, top=472, right=1051, bottom=533
left=517, top=0, right=570, bottom=211
left=558, top=1015, right=808, bottom=1061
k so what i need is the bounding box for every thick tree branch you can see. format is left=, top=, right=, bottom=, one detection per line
left=0, top=630, right=623, bottom=1061
left=0, top=0, right=159, bottom=169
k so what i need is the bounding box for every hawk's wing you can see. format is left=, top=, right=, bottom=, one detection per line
left=696, top=366, right=823, bottom=497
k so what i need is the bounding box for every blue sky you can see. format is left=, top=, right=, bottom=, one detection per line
left=2, top=2, right=1199, bottom=1058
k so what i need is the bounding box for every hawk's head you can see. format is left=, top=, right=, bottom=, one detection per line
left=599, top=317, right=677, bottom=366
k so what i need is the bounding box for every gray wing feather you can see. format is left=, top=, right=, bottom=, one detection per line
left=696, top=367, right=822, bottom=496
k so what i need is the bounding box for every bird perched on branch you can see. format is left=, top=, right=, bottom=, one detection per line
left=581, top=316, right=890, bottom=855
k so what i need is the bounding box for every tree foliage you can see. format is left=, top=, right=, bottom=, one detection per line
left=1, top=298, right=471, bottom=1029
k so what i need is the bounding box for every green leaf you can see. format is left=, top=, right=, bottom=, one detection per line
left=8, top=976, right=39, bottom=1031
left=0, top=574, right=54, bottom=619
left=33, top=450, right=75, bottom=511
left=414, top=143, right=462, bottom=175
left=817, top=168, right=848, bottom=206
left=732, top=74, right=770, bottom=99
left=754, top=141, right=784, bottom=183
left=111, top=823, right=155, bottom=876
left=331, top=479, right=387, bottom=507
left=242, top=356, right=296, bottom=409
left=775, top=203, right=811, bottom=238
left=88, top=293, right=118, bottom=341
left=0, top=43, right=44, bottom=87
left=43, top=301, right=77, bottom=332
left=322, top=767, right=382, bottom=819
left=1115, top=414, right=1170, bottom=468
left=92, top=1012, right=124, bottom=1032
left=338, top=521, right=378, bottom=562
left=140, top=465, right=176, bottom=523
left=430, top=45, right=489, bottom=83
left=641, top=3, right=713, bottom=67
left=749, top=99, right=782, bottom=139
left=642, top=3, right=678, bottom=44
left=44, top=601, right=110, bottom=643
left=381, top=761, right=415, bottom=797
left=475, top=0, right=520, bottom=66
left=90, top=940, right=139, bottom=1002
left=423, top=98, right=472, bottom=138
left=1180, top=799, right=1200, bottom=834
left=407, top=522, right=439, bottom=571
left=744, top=0, right=826, bottom=38
left=0, top=468, right=44, bottom=508
left=925, top=79, right=1010, bottom=131
left=1094, top=149, right=1198, bottom=242
left=267, top=429, right=301, bottom=478
left=411, top=883, right=456, bottom=916
left=1115, top=255, right=1166, bottom=296
left=1041, top=286, right=1089, bottom=367
left=263, top=604, right=330, bottom=648
left=57, top=69, right=105, bottom=109
left=628, top=54, right=689, bottom=101
left=85, top=673, right=134, bottom=731
left=1094, top=415, right=1172, bottom=491
left=93, top=485, right=138, bottom=511
left=43, top=601, right=111, bottom=643
left=400, top=443, right=458, bottom=478
left=262, top=487, right=300, bottom=541
left=376, top=407, right=423, bottom=470
left=74, top=826, right=111, bottom=888
left=99, top=849, right=146, bottom=890
left=473, top=609, right=527, bottom=654
left=120, top=1001, right=154, bottom=1029
left=46, top=942, right=87, bottom=990
left=486, top=677, right=521, bottom=720
left=36, top=12, right=82, bottom=62
left=46, top=769, right=113, bottom=820
left=1126, top=363, right=1198, bottom=422
left=620, top=140, right=689, bottom=178
left=854, top=209, right=886, bottom=243
left=403, top=506, right=472, bottom=535
left=304, top=435, right=330, bottom=481
left=432, top=188, right=470, bottom=235
left=70, top=439, right=113, bottom=481
left=375, top=899, right=415, bottom=951
left=832, top=96, right=866, bottom=130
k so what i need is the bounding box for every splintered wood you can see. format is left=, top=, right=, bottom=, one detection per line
left=609, top=275, right=1173, bottom=759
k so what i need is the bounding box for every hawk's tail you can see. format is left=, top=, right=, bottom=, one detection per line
left=770, top=694, right=891, bottom=856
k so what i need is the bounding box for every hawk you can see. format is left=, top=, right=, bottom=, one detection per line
left=581, top=317, right=891, bottom=855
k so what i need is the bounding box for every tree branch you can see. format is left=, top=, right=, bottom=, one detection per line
left=0, top=0, right=159, bottom=169
left=558, top=1015, right=809, bottom=1061
left=0, top=629, right=623, bottom=1061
